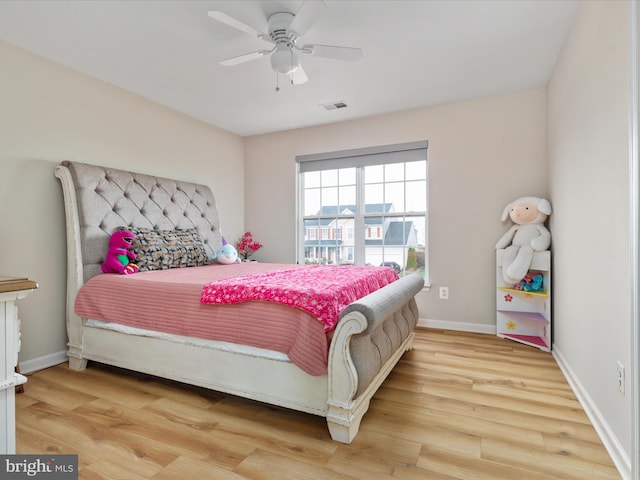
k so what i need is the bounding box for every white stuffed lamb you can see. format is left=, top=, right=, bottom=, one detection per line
left=495, top=196, right=552, bottom=284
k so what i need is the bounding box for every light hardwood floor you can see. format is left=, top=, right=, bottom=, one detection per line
left=16, top=328, right=621, bottom=479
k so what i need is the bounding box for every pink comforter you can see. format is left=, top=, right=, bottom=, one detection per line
left=200, top=265, right=399, bottom=332
left=74, top=263, right=330, bottom=375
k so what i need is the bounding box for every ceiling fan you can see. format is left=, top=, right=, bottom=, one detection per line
left=207, top=0, right=363, bottom=85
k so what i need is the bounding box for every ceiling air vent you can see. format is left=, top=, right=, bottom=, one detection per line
left=320, top=101, right=348, bottom=111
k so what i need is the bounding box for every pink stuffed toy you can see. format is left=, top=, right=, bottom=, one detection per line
left=101, top=230, right=139, bottom=274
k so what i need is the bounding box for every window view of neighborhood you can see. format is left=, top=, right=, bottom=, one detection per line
left=300, top=160, right=427, bottom=278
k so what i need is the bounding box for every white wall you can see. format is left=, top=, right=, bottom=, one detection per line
left=0, top=40, right=245, bottom=366
left=547, top=0, right=632, bottom=473
left=244, top=89, right=548, bottom=330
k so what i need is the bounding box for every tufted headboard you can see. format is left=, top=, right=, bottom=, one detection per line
left=55, top=161, right=222, bottom=285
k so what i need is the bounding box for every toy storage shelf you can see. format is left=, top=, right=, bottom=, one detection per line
left=497, top=310, right=546, bottom=322
left=499, top=333, right=549, bottom=350
left=497, top=287, right=548, bottom=298
left=496, top=249, right=551, bottom=352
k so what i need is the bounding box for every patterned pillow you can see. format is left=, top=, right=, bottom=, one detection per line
left=122, top=227, right=210, bottom=271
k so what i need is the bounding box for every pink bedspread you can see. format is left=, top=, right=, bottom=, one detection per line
left=200, top=265, right=399, bottom=332
left=74, top=263, right=332, bottom=375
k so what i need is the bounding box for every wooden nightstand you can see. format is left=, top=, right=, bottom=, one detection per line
left=0, top=276, right=37, bottom=454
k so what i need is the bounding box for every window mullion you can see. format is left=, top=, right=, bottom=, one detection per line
left=354, top=166, right=366, bottom=265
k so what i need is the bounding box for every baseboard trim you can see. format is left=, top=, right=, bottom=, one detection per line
left=553, top=345, right=631, bottom=480
left=417, top=318, right=496, bottom=335
left=19, top=350, right=67, bottom=374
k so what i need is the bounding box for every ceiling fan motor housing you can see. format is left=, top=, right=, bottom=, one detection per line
left=268, top=12, right=296, bottom=45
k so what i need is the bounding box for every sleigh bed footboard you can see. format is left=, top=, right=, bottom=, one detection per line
left=326, top=273, right=424, bottom=443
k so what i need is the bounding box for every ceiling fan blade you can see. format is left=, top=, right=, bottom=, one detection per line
left=290, top=64, right=309, bottom=85
left=289, top=0, right=327, bottom=37
left=220, top=50, right=272, bottom=66
left=207, top=11, right=269, bottom=40
left=301, top=44, right=363, bottom=62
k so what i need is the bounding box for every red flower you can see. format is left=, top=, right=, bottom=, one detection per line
left=236, top=231, right=263, bottom=259
left=504, top=294, right=513, bottom=302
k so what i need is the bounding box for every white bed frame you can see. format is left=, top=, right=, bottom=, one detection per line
left=55, top=161, right=424, bottom=443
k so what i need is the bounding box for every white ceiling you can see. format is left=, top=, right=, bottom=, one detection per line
left=0, top=0, right=580, bottom=137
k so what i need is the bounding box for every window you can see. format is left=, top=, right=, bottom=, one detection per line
left=297, top=141, right=428, bottom=279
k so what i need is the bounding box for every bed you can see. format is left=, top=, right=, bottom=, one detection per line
left=55, top=161, right=424, bottom=443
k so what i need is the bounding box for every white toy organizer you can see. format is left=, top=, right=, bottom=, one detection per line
left=496, top=249, right=551, bottom=352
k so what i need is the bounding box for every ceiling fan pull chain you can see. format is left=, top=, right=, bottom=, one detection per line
left=291, top=49, right=295, bottom=85
left=275, top=72, right=280, bottom=93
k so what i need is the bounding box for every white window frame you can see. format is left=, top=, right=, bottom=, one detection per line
left=296, top=141, right=428, bottom=280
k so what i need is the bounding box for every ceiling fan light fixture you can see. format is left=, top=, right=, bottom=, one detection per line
left=270, top=46, right=299, bottom=75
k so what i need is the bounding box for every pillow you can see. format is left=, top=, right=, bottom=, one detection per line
left=122, top=227, right=210, bottom=271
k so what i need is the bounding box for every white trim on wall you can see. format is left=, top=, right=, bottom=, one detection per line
left=554, top=346, right=631, bottom=480
left=629, top=2, right=640, bottom=478
left=417, top=318, right=496, bottom=335
left=19, top=350, right=67, bottom=375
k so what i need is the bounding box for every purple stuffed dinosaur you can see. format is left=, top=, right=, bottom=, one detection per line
left=101, top=230, right=139, bottom=274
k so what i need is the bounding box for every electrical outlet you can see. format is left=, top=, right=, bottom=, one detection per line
left=439, top=286, right=449, bottom=300
left=617, top=361, right=625, bottom=394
